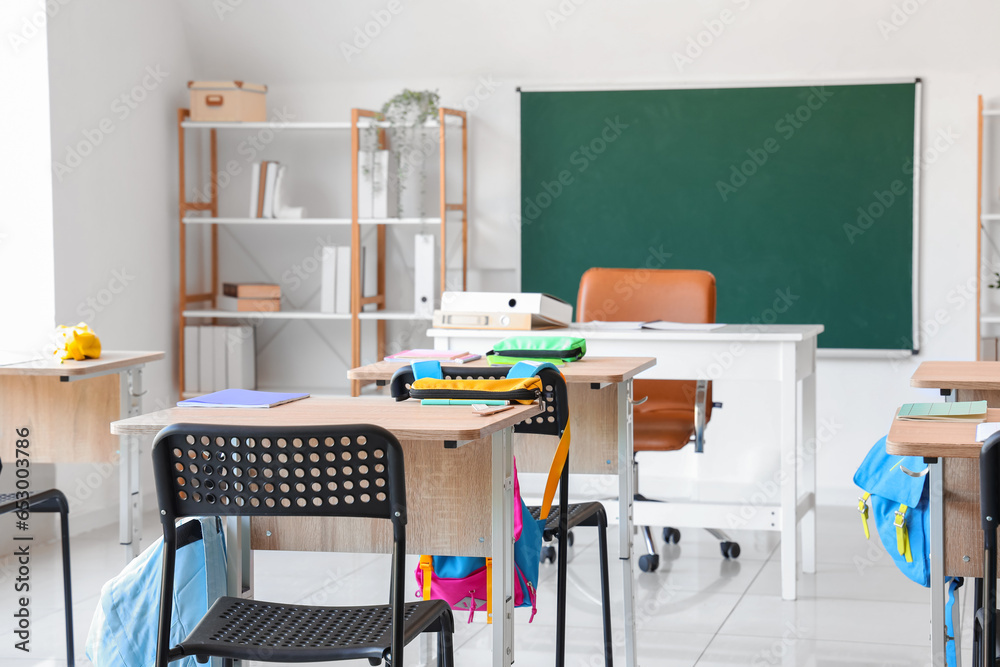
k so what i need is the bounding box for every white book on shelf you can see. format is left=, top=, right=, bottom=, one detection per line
left=357, top=151, right=374, bottom=219
left=248, top=163, right=261, bottom=218
left=226, top=325, right=256, bottom=390
left=320, top=246, right=337, bottom=313
left=184, top=325, right=200, bottom=394
left=198, top=326, right=214, bottom=393
left=262, top=161, right=280, bottom=219
left=372, top=150, right=399, bottom=218
left=272, top=164, right=287, bottom=217
left=414, top=233, right=435, bottom=318
left=335, top=245, right=352, bottom=314
left=213, top=326, right=228, bottom=391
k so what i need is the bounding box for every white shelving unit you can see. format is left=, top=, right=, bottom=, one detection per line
left=176, top=106, right=469, bottom=396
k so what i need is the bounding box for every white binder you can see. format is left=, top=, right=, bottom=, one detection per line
left=439, top=292, right=573, bottom=326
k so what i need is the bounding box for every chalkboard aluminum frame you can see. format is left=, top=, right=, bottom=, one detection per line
left=516, top=78, right=923, bottom=357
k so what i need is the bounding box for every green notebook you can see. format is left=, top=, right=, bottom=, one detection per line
left=897, top=401, right=988, bottom=422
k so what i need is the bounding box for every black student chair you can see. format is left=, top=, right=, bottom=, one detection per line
left=150, top=423, right=454, bottom=667
left=390, top=364, right=613, bottom=667
left=978, top=431, right=1000, bottom=666
left=0, top=484, right=74, bottom=666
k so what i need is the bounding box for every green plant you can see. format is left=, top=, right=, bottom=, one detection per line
left=991, top=272, right=1000, bottom=289
left=365, top=89, right=440, bottom=217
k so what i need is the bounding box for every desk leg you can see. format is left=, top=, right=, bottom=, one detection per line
left=491, top=427, right=514, bottom=667
left=225, top=515, right=253, bottom=667
left=119, top=367, right=144, bottom=561
left=929, top=459, right=947, bottom=666
left=801, top=370, right=817, bottom=575
left=779, top=352, right=799, bottom=601
left=618, top=380, right=638, bottom=667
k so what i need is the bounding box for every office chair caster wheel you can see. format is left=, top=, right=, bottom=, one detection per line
left=540, top=545, right=557, bottom=564
left=720, top=541, right=741, bottom=559
left=638, top=554, right=659, bottom=573
left=662, top=527, right=681, bottom=544
left=566, top=530, right=575, bottom=547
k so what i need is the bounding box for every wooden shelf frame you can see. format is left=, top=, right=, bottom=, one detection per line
left=176, top=107, right=468, bottom=398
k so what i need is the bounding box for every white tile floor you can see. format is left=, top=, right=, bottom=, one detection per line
left=0, top=505, right=972, bottom=666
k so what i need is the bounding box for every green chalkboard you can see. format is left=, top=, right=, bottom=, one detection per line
left=520, top=84, right=917, bottom=350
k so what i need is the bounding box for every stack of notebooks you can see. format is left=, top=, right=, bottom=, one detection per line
left=897, top=401, right=988, bottom=422
left=219, top=282, right=280, bottom=312
left=183, top=325, right=256, bottom=394
left=383, top=349, right=481, bottom=364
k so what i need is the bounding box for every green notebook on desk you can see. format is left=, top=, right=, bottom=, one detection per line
left=897, top=400, right=988, bottom=422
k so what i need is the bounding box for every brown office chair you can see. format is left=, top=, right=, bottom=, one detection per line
left=577, top=268, right=739, bottom=573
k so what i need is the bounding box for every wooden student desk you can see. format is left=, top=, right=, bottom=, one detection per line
left=427, top=324, right=823, bottom=603
left=350, top=355, right=654, bottom=667
left=886, top=360, right=1000, bottom=664
left=111, top=396, right=541, bottom=667
left=0, top=350, right=164, bottom=560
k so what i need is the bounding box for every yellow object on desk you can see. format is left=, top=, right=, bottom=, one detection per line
left=53, top=322, right=101, bottom=361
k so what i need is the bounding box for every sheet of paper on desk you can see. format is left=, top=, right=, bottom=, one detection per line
left=977, top=423, right=1000, bottom=443
left=575, top=320, right=726, bottom=331
left=0, top=351, right=46, bottom=366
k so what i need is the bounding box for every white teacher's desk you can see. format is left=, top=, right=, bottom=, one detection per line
left=428, top=324, right=824, bottom=601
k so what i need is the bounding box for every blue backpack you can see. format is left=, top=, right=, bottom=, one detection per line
left=86, top=517, right=227, bottom=667
left=855, top=436, right=959, bottom=666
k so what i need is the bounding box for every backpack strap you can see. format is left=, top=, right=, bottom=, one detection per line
left=485, top=557, right=493, bottom=625
left=539, top=422, right=570, bottom=521
left=858, top=492, right=871, bottom=539
left=419, top=555, right=433, bottom=600
left=412, top=360, right=443, bottom=381
left=505, top=361, right=569, bottom=521
left=894, top=504, right=913, bottom=563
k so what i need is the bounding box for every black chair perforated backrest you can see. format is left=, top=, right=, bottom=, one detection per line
left=150, top=423, right=408, bottom=666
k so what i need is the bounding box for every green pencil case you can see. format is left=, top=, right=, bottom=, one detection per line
left=485, top=336, right=587, bottom=365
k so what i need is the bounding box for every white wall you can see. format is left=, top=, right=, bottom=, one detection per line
left=46, top=0, right=195, bottom=530
left=0, top=0, right=55, bottom=351
left=30, top=0, right=1000, bottom=531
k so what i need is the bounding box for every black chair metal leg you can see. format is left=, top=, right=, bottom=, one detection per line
left=437, top=628, right=454, bottom=667
left=596, top=509, right=613, bottom=667
left=58, top=507, right=75, bottom=666
left=975, top=578, right=984, bottom=667
left=555, top=465, right=570, bottom=667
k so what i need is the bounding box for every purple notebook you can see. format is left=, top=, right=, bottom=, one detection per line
left=177, top=388, right=309, bottom=409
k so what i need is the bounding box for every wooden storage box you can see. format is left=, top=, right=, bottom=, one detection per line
left=188, top=81, right=267, bottom=122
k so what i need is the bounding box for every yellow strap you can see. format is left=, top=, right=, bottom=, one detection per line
left=894, top=504, right=913, bottom=563
left=419, top=555, right=433, bottom=600
left=858, top=492, right=871, bottom=540
left=485, top=557, right=492, bottom=625
left=539, top=422, right=571, bottom=521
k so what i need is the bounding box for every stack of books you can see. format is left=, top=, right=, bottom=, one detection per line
left=249, top=161, right=303, bottom=219
left=219, top=283, right=281, bottom=312
left=183, top=325, right=256, bottom=394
